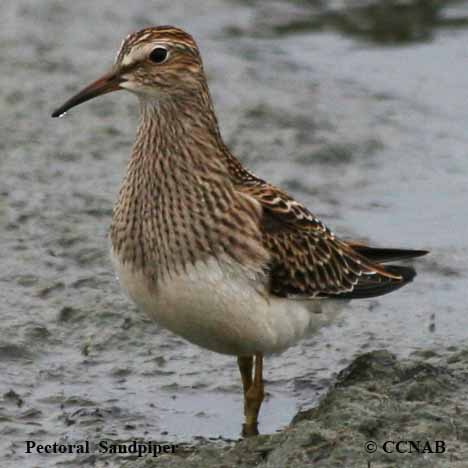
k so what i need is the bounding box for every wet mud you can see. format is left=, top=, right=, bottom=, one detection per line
left=1, top=1, right=467, bottom=467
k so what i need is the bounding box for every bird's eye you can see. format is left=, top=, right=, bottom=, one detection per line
left=149, top=47, right=168, bottom=64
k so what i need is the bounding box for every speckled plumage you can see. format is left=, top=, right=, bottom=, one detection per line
left=52, top=25, right=428, bottom=436
left=106, top=27, right=424, bottom=301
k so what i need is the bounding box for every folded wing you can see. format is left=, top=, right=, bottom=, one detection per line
left=238, top=182, right=427, bottom=300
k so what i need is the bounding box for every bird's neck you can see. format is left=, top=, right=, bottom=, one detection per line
left=133, top=93, right=224, bottom=163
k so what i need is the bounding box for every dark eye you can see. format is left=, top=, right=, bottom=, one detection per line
left=149, top=47, right=168, bottom=64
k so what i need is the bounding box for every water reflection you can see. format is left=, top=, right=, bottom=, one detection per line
left=250, top=0, right=468, bottom=44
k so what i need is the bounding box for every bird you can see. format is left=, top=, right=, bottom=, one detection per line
left=52, top=26, right=428, bottom=437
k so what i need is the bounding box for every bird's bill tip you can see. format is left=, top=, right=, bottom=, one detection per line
left=51, top=72, right=123, bottom=118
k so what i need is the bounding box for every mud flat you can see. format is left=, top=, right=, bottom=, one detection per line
left=2, top=1, right=468, bottom=467
left=121, top=346, right=468, bottom=468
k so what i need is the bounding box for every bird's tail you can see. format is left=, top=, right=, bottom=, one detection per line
left=348, top=244, right=429, bottom=264
left=332, top=245, right=428, bottom=300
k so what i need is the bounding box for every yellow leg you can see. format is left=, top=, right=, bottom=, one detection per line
left=237, top=355, right=253, bottom=395
left=238, top=353, right=264, bottom=437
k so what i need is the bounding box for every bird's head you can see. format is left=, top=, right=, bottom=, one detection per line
left=52, top=26, right=206, bottom=117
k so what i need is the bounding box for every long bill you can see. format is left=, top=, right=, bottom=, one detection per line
left=51, top=71, right=123, bottom=118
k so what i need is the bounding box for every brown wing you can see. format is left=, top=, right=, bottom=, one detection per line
left=238, top=182, right=420, bottom=299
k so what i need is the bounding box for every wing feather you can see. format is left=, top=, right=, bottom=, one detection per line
left=236, top=181, right=418, bottom=299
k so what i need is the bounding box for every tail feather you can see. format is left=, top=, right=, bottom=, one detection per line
left=334, top=265, right=417, bottom=300
left=330, top=246, right=428, bottom=300
left=349, top=245, right=429, bottom=264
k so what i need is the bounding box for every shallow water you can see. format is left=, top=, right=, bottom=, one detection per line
left=1, top=1, right=468, bottom=467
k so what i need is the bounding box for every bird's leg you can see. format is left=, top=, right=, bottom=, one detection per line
left=238, top=355, right=254, bottom=435
left=241, top=353, right=264, bottom=437
left=237, top=355, right=253, bottom=396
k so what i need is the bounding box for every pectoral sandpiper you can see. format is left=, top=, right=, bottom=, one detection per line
left=52, top=26, right=428, bottom=436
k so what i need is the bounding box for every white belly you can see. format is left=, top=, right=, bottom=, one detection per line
left=111, top=252, right=345, bottom=356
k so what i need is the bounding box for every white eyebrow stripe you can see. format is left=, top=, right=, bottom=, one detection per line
left=119, top=42, right=169, bottom=67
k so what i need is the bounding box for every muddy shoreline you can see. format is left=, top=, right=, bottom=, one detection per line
left=2, top=1, right=468, bottom=467
left=128, top=346, right=468, bottom=467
